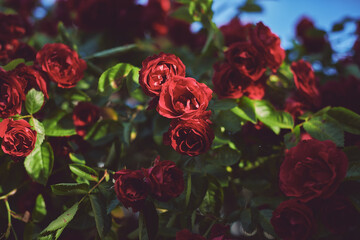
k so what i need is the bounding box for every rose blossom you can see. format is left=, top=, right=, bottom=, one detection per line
left=0, top=13, right=29, bottom=40
left=0, top=68, right=25, bottom=118
left=164, top=119, right=214, bottom=156
left=72, top=102, right=100, bottom=137
left=271, top=199, right=316, bottom=240
left=157, top=76, right=212, bottom=120
left=36, top=43, right=87, bottom=88
left=279, top=139, right=348, bottom=202
left=0, top=119, right=37, bottom=161
left=113, top=169, right=148, bottom=212
left=147, top=157, right=184, bottom=201
left=139, top=52, right=186, bottom=97
left=220, top=17, right=251, bottom=46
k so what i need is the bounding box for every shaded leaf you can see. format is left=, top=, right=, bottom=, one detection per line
left=51, top=183, right=89, bottom=195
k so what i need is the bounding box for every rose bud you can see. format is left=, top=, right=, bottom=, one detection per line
left=279, top=139, right=348, bottom=202
left=176, top=229, right=206, bottom=240
left=36, top=43, right=87, bottom=88
left=157, top=76, right=212, bottom=120
left=0, top=68, right=25, bottom=118
left=139, top=52, right=186, bottom=97
left=291, top=60, right=321, bottom=107
left=147, top=157, right=184, bottom=201
left=113, top=169, right=148, bottom=212
left=10, top=64, right=49, bottom=99
left=0, top=13, right=29, bottom=40
left=0, top=119, right=37, bottom=161
left=72, top=102, right=100, bottom=137
left=250, top=22, right=285, bottom=72
left=271, top=199, right=316, bottom=240
left=225, top=42, right=267, bottom=81
left=164, top=119, right=214, bottom=156
left=212, top=62, right=265, bottom=100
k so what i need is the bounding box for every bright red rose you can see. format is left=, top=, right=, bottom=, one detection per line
left=225, top=42, right=267, bottom=81
left=176, top=229, right=206, bottom=240
left=319, top=195, right=360, bottom=235
left=291, top=60, right=321, bottom=107
left=212, top=62, right=265, bottom=100
left=139, top=53, right=186, bottom=97
left=0, top=69, right=25, bottom=118
left=220, top=18, right=251, bottom=46
left=279, top=139, right=348, bottom=202
left=72, top=102, right=100, bottom=137
left=271, top=199, right=316, bottom=240
left=36, top=43, right=87, bottom=88
left=147, top=158, right=184, bottom=201
left=164, top=119, right=214, bottom=156
left=0, top=119, right=37, bottom=161
left=250, top=22, right=285, bottom=72
left=157, top=76, right=212, bottom=120
left=113, top=169, right=148, bottom=212
left=0, top=13, right=30, bottom=40
left=10, top=64, right=49, bottom=99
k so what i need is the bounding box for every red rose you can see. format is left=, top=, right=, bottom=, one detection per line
left=157, top=76, right=212, bottom=120
left=0, top=69, right=25, bottom=118
left=139, top=53, right=186, bottom=97
left=271, top=199, right=316, bottom=240
left=113, top=169, right=148, bottom=212
left=176, top=229, right=206, bottom=240
left=296, top=17, right=315, bottom=39
left=225, top=42, right=267, bottom=81
left=0, top=13, right=29, bottom=40
left=0, top=39, right=36, bottom=65
left=10, top=64, right=49, bottom=99
left=220, top=18, right=251, bottom=46
left=72, top=102, right=100, bottom=137
left=4, top=0, right=39, bottom=17
left=0, top=119, right=37, bottom=161
left=164, top=119, right=214, bottom=156
left=36, top=43, right=87, bottom=88
left=212, top=62, right=265, bottom=100
left=147, top=158, right=184, bottom=201
left=295, top=17, right=327, bottom=53
left=319, top=195, right=360, bottom=235
left=279, top=139, right=348, bottom=202
left=291, top=60, right=321, bottom=107
left=284, top=95, right=308, bottom=120
left=250, top=22, right=285, bottom=72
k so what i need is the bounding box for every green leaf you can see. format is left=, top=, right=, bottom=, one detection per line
left=199, top=178, right=223, bottom=215
left=231, top=96, right=256, bottom=123
left=38, top=202, right=79, bottom=240
left=25, top=89, right=45, bottom=114
left=1, top=58, right=25, bottom=71
left=69, top=153, right=86, bottom=164
left=126, top=67, right=140, bottom=93
left=284, top=125, right=301, bottom=149
left=30, top=117, right=45, bottom=147
left=32, top=194, right=47, bottom=222
left=69, top=164, right=99, bottom=182
left=259, top=209, right=277, bottom=237
left=209, top=99, right=238, bottom=111
left=90, top=193, right=112, bottom=239
left=98, top=63, right=138, bottom=93
left=85, top=44, right=137, bottom=60
left=42, top=110, right=76, bottom=136
left=327, top=107, right=360, bottom=135
left=345, top=161, right=360, bottom=181
left=51, top=183, right=89, bottom=195
left=170, top=6, right=195, bottom=23
left=24, top=142, right=54, bottom=185
left=254, top=100, right=294, bottom=134
left=216, top=110, right=242, bottom=132
left=239, top=0, right=263, bottom=12
left=211, top=145, right=241, bottom=166
left=303, top=117, right=344, bottom=147
left=85, top=120, right=123, bottom=146
left=240, top=208, right=255, bottom=233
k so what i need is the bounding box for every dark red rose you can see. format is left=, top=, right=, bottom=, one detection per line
left=113, top=169, right=148, bottom=212
left=143, top=0, right=170, bottom=36
left=0, top=13, right=30, bottom=40
left=72, top=102, right=100, bottom=137
left=279, top=139, right=348, bottom=202
left=176, top=229, right=206, bottom=240
left=147, top=157, right=184, bottom=201
left=291, top=60, right=321, bottom=107
left=0, top=69, right=25, bottom=118
left=139, top=53, right=186, bottom=97
left=225, top=42, right=267, bottom=81
left=250, top=22, right=285, bottom=72
left=284, top=94, right=308, bottom=120
left=220, top=18, right=251, bottom=46
left=4, top=0, right=39, bottom=17
left=320, top=195, right=360, bottom=235
left=0, top=39, right=36, bottom=65
left=295, top=17, right=327, bottom=53
left=36, top=43, right=87, bottom=88
left=0, top=119, right=37, bottom=161
left=10, top=64, right=49, bottom=99
left=157, top=76, right=212, bottom=120
left=164, top=119, right=214, bottom=156
left=271, top=199, right=316, bottom=240
left=209, top=224, right=232, bottom=240
left=296, top=16, right=315, bottom=39
left=212, top=62, right=265, bottom=100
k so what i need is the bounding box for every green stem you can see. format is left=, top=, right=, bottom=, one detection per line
left=4, top=199, right=11, bottom=239
left=0, top=189, right=17, bottom=201
left=79, top=169, right=108, bottom=204
left=84, top=44, right=137, bottom=60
